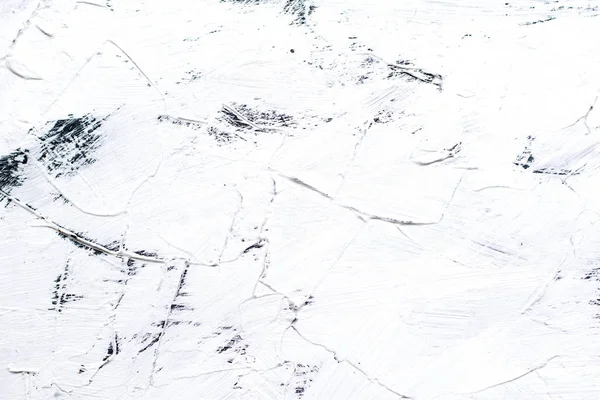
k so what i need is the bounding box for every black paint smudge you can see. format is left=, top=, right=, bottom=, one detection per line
left=139, top=321, right=166, bottom=353
left=223, top=0, right=316, bottom=24
left=133, top=249, right=158, bottom=258
left=373, top=109, right=399, bottom=124
left=50, top=261, right=83, bottom=312
left=521, top=16, right=555, bottom=25
left=283, top=363, right=320, bottom=397
left=137, top=264, right=197, bottom=352
left=531, top=168, right=575, bottom=176
left=176, top=69, right=202, bottom=84
left=176, top=267, right=188, bottom=294
left=387, top=62, right=443, bottom=87
left=164, top=104, right=296, bottom=145
left=102, top=334, right=120, bottom=362
left=52, top=192, right=70, bottom=204
left=104, top=240, right=121, bottom=252
left=220, top=107, right=254, bottom=130
left=207, top=126, right=242, bottom=144
left=283, top=0, right=316, bottom=25
left=217, top=334, right=248, bottom=355
left=514, top=136, right=578, bottom=175
left=584, top=267, right=600, bottom=313
left=221, top=104, right=295, bottom=131
left=36, top=114, right=109, bottom=178
left=303, top=295, right=314, bottom=306
left=55, top=229, right=105, bottom=256
left=242, top=239, right=266, bottom=254
left=0, top=149, right=28, bottom=193
left=126, top=258, right=138, bottom=276
left=2, top=113, right=109, bottom=196
left=584, top=268, right=600, bottom=281
left=514, top=136, right=535, bottom=170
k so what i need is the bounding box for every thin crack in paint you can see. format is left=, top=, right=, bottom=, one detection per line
left=291, top=326, right=412, bottom=399
left=275, top=172, right=463, bottom=226
left=0, top=190, right=216, bottom=267
left=461, top=356, right=560, bottom=395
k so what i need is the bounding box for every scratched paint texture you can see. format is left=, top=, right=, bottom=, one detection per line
left=1, top=0, right=600, bottom=399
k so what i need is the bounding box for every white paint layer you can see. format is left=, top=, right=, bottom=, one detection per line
left=1, top=0, right=600, bottom=399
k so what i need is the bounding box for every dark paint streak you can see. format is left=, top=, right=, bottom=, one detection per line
left=138, top=333, right=162, bottom=354
left=283, top=0, right=316, bottom=25
left=242, top=239, right=265, bottom=254
left=126, top=258, right=138, bottom=276
left=138, top=263, right=195, bottom=354
left=37, top=114, right=110, bottom=177
left=56, top=230, right=105, bottom=256
left=584, top=268, right=600, bottom=281
left=387, top=63, right=443, bottom=88
left=283, top=363, right=320, bottom=398
left=102, top=334, right=120, bottom=362
left=133, top=249, right=158, bottom=258
left=514, top=136, right=578, bottom=176
left=221, top=104, right=294, bottom=130
left=217, top=334, right=248, bottom=355
left=223, top=0, right=316, bottom=25
left=49, top=261, right=83, bottom=312
left=0, top=149, right=29, bottom=193
left=221, top=106, right=255, bottom=130
left=521, top=16, right=555, bottom=25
